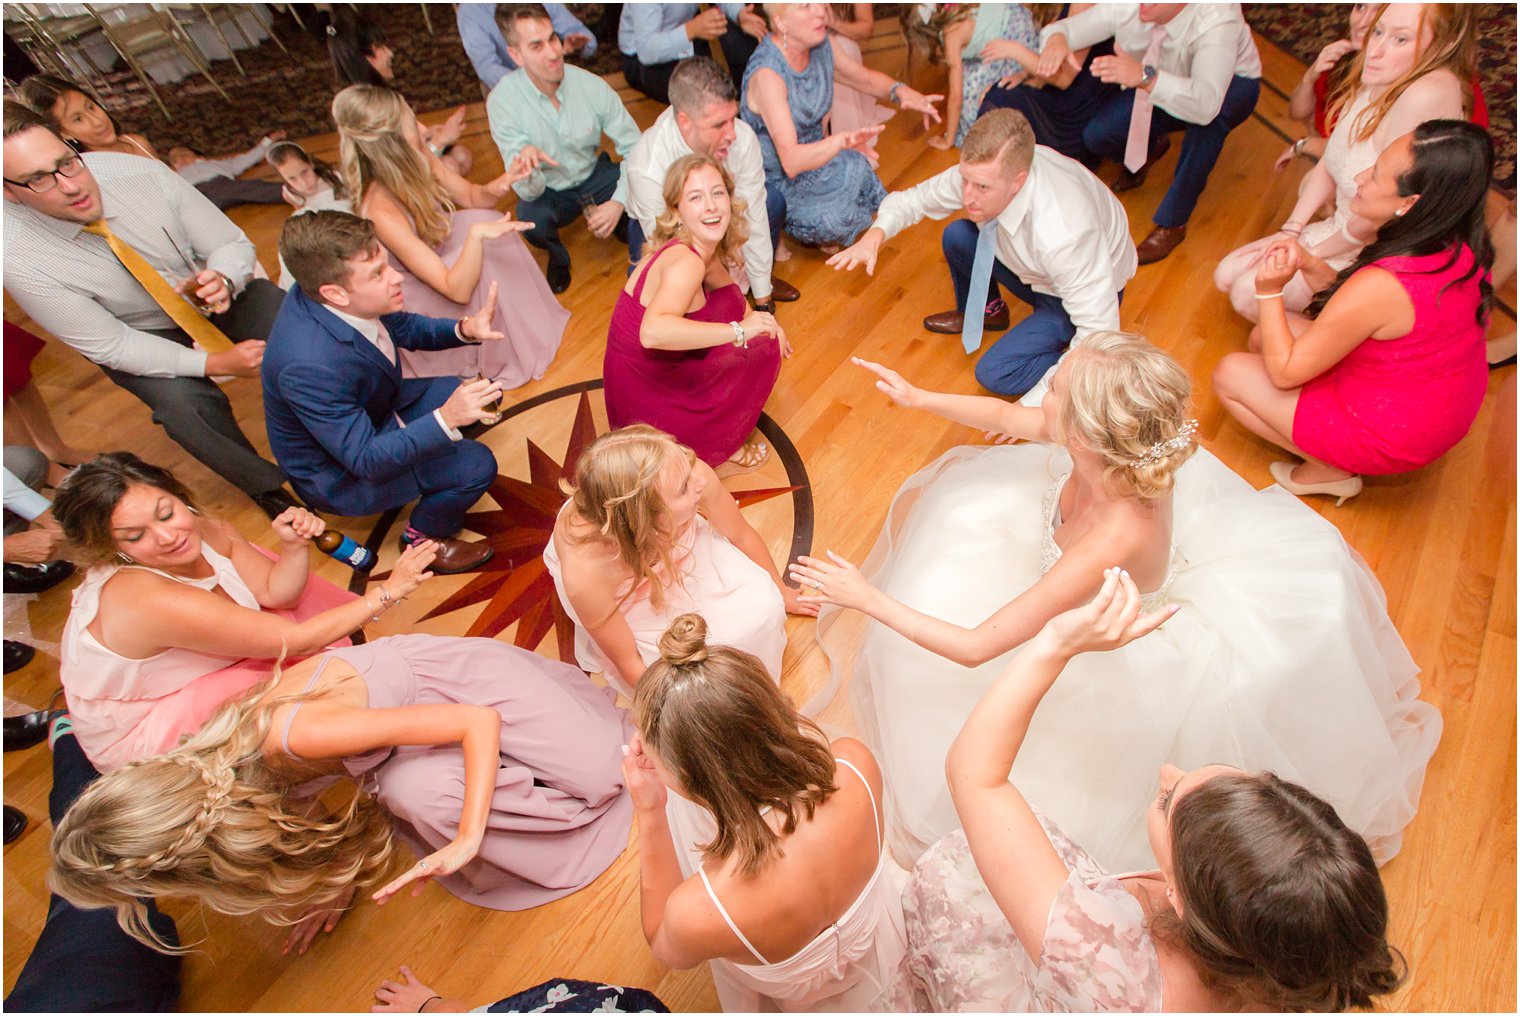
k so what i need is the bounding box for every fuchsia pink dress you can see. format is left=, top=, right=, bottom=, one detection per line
left=603, top=241, right=781, bottom=467
left=1292, top=247, right=1489, bottom=476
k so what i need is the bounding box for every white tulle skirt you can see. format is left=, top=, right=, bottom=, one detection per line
left=813, top=442, right=1441, bottom=872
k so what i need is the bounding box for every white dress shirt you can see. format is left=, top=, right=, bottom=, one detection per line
left=1043, top=3, right=1261, bottom=126
left=873, top=147, right=1138, bottom=334
left=325, top=306, right=462, bottom=442
left=624, top=106, right=774, bottom=299
left=3, top=152, right=258, bottom=378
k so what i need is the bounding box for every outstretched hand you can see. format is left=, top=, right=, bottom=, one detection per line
left=460, top=281, right=506, bottom=342
left=372, top=837, right=481, bottom=906
left=851, top=356, right=922, bottom=409
left=789, top=550, right=875, bottom=611
left=282, top=883, right=354, bottom=956
left=826, top=229, right=885, bottom=275
left=1035, top=567, right=1177, bottom=660
left=372, top=965, right=443, bottom=1013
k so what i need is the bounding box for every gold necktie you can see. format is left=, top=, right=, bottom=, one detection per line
left=81, top=219, right=233, bottom=352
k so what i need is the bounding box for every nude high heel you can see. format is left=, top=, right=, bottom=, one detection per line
left=1268, top=461, right=1363, bottom=506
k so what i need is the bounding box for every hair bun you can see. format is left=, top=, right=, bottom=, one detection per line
left=658, top=614, right=709, bottom=666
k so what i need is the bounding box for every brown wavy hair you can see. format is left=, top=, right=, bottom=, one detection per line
left=1325, top=3, right=1476, bottom=144
left=632, top=614, right=838, bottom=875
left=49, top=669, right=398, bottom=953
left=640, top=154, right=749, bottom=272
left=1150, top=771, right=1406, bottom=1010
left=563, top=425, right=700, bottom=617
left=333, top=84, right=453, bottom=247
left=52, top=452, right=201, bottom=567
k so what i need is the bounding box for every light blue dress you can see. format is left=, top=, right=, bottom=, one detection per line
left=957, top=4, right=1041, bottom=145
left=741, top=36, right=886, bottom=246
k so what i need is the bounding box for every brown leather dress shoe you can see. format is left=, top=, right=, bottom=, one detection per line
left=768, top=276, right=800, bottom=302
left=923, top=304, right=1011, bottom=335
left=1110, top=133, right=1172, bottom=194
left=1136, top=224, right=1188, bottom=265
left=399, top=535, right=494, bottom=574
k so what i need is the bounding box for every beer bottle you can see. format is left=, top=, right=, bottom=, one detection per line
left=315, top=529, right=376, bottom=572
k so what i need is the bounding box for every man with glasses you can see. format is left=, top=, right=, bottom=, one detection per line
left=1, top=101, right=296, bottom=516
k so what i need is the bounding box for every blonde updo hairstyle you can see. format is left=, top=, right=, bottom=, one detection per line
left=333, top=84, right=453, bottom=247
left=641, top=154, right=749, bottom=272
left=48, top=674, right=398, bottom=953
left=632, top=614, right=838, bottom=876
left=564, top=425, right=700, bottom=616
left=1058, top=331, right=1196, bottom=500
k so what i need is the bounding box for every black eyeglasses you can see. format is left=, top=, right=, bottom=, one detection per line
left=3, top=155, right=86, bottom=193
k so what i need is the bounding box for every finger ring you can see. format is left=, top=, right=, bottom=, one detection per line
left=416, top=860, right=431, bottom=871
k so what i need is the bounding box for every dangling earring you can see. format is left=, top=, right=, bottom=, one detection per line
left=781, top=28, right=789, bottom=52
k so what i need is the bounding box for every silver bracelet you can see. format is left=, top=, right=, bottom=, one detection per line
left=730, top=320, right=747, bottom=348
left=365, top=594, right=383, bottom=623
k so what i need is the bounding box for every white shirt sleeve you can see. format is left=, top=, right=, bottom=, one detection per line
left=1148, top=20, right=1245, bottom=124
left=731, top=135, right=774, bottom=299
left=1041, top=4, right=1129, bottom=50
left=872, top=166, right=966, bottom=241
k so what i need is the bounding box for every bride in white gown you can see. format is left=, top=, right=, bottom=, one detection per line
left=791, top=332, right=1440, bottom=873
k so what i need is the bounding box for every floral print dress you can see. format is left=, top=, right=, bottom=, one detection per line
left=902, top=812, right=1165, bottom=1011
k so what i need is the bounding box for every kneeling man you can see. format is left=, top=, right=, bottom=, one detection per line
left=265, top=211, right=505, bottom=573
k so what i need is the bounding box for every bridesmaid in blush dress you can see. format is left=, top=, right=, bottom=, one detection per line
left=604, top=154, right=787, bottom=476
left=335, top=85, right=568, bottom=391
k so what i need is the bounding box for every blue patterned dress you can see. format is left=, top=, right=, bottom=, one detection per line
left=956, top=4, right=1041, bottom=145
left=741, top=36, right=886, bottom=246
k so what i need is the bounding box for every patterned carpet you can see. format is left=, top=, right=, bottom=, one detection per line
left=1245, top=2, right=1517, bottom=192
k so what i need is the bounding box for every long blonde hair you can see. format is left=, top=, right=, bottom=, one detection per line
left=333, top=84, right=454, bottom=247
left=1059, top=331, right=1196, bottom=500
left=48, top=671, right=398, bottom=953
left=1326, top=3, right=1476, bottom=144
left=641, top=154, right=749, bottom=271
left=632, top=614, right=838, bottom=876
left=564, top=425, right=698, bottom=617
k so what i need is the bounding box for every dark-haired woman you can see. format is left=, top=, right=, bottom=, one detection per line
left=623, top=614, right=912, bottom=1012
left=54, top=453, right=435, bottom=772
left=1215, top=120, right=1493, bottom=503
left=17, top=74, right=161, bottom=160
left=326, top=8, right=473, bottom=177
left=906, top=570, right=1406, bottom=1011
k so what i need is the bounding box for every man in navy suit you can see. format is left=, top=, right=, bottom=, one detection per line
left=263, top=211, right=503, bottom=573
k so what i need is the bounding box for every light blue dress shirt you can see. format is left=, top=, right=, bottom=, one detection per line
left=617, top=4, right=744, bottom=65
left=456, top=3, right=597, bottom=91
left=487, top=64, right=643, bottom=205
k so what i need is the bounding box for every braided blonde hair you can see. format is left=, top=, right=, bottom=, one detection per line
left=1058, top=331, right=1196, bottom=500
left=333, top=84, right=454, bottom=248
left=48, top=672, right=398, bottom=953
left=563, top=425, right=698, bottom=618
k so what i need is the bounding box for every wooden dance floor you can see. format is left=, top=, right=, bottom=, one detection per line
left=4, top=21, right=1515, bottom=1012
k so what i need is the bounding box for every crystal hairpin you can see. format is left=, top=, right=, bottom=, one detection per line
left=1130, top=419, right=1198, bottom=469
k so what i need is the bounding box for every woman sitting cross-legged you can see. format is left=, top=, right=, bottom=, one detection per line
left=334, top=84, right=568, bottom=389
left=1214, top=120, right=1493, bottom=503
left=624, top=614, right=913, bottom=1013
left=905, top=570, right=1407, bottom=1012
left=53, top=452, right=431, bottom=774
left=605, top=154, right=790, bottom=478
left=49, top=630, right=633, bottom=953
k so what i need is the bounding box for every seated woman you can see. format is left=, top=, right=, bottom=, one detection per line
left=606, top=155, right=789, bottom=478
left=17, top=74, right=160, bottom=160
left=624, top=614, right=912, bottom=1012
left=906, top=572, right=1407, bottom=1011
left=269, top=141, right=355, bottom=290
left=52, top=452, right=432, bottom=773
left=1273, top=2, right=1379, bottom=170
left=1214, top=120, right=1493, bottom=502
left=1215, top=3, right=1472, bottom=322
left=543, top=425, right=809, bottom=702
left=904, top=2, right=1040, bottom=149
left=334, top=85, right=568, bottom=390
left=48, top=629, right=634, bottom=951
left=741, top=3, right=940, bottom=250
left=793, top=334, right=1439, bottom=872
left=326, top=6, right=473, bottom=177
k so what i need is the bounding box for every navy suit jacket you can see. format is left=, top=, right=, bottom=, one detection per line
left=262, top=285, right=468, bottom=516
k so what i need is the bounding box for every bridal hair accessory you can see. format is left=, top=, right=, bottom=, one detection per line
left=326, top=24, right=337, bottom=36
left=1130, top=419, right=1198, bottom=468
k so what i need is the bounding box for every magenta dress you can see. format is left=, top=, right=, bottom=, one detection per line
left=1293, top=247, right=1490, bottom=475
left=391, top=208, right=570, bottom=390
left=283, top=634, right=633, bottom=911
left=603, top=241, right=782, bottom=467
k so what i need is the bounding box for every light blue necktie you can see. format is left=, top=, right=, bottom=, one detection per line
left=961, top=221, right=998, bottom=355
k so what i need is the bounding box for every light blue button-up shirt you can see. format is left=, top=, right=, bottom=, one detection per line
left=456, top=3, right=597, bottom=91
left=617, top=4, right=745, bottom=65
left=486, top=64, right=643, bottom=205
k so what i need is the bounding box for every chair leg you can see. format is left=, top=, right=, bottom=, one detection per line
left=283, top=2, right=304, bottom=31
left=246, top=3, right=288, bottom=53
left=418, top=2, right=433, bottom=34
left=160, top=9, right=232, bottom=100
left=196, top=5, right=247, bottom=76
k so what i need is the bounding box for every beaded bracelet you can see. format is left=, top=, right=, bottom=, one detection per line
left=730, top=320, right=748, bottom=348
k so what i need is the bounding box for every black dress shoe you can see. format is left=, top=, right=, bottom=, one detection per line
left=4, top=560, right=75, bottom=594
left=3, top=710, right=50, bottom=752
left=4, top=640, right=35, bottom=675
left=546, top=262, right=571, bottom=295
left=252, top=488, right=304, bottom=520
left=4, top=806, right=26, bottom=845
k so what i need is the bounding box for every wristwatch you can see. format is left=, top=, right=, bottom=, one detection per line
left=1139, top=64, right=1158, bottom=90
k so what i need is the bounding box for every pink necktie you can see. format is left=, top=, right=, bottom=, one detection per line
left=1123, top=25, right=1169, bottom=173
